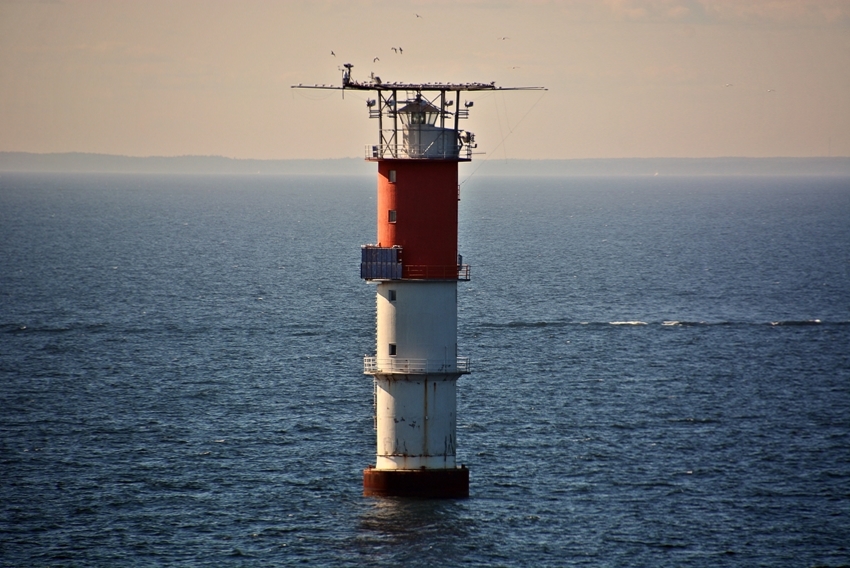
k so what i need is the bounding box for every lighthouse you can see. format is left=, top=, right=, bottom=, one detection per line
left=294, top=66, right=543, bottom=498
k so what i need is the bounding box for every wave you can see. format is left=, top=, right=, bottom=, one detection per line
left=635, top=319, right=838, bottom=327
left=6, top=319, right=844, bottom=337
left=2, top=322, right=108, bottom=334
left=479, top=321, right=572, bottom=329
left=475, top=319, right=847, bottom=329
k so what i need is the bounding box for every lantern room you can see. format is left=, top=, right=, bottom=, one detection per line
left=395, top=95, right=460, bottom=159
left=397, top=95, right=440, bottom=126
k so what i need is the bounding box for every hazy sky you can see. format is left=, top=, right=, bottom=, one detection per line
left=2, top=0, right=849, bottom=160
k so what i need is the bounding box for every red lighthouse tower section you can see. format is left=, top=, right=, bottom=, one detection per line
left=376, top=160, right=459, bottom=279
left=293, top=66, right=543, bottom=498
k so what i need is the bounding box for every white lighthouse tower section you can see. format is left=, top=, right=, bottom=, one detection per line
left=374, top=376, right=459, bottom=469
left=373, top=280, right=460, bottom=470
left=375, top=281, right=457, bottom=371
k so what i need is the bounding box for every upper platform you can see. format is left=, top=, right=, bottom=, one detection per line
left=292, top=65, right=545, bottom=162
left=295, top=78, right=537, bottom=93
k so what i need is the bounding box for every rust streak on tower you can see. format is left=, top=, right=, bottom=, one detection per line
left=294, top=66, right=543, bottom=498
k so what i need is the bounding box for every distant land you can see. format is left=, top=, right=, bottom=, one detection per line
left=2, top=152, right=850, bottom=176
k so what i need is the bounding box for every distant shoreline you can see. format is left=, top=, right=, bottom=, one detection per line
left=2, top=152, right=849, bottom=176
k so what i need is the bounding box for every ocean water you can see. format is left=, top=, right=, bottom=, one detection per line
left=1, top=172, right=849, bottom=567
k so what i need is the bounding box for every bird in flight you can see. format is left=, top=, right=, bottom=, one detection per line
left=391, top=47, right=397, bottom=53
left=331, top=51, right=336, bottom=56
left=415, top=13, right=422, bottom=18
left=374, top=57, right=380, bottom=62
left=499, top=36, right=510, bottom=40
left=725, top=83, right=733, bottom=87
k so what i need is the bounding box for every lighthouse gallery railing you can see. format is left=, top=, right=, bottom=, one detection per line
left=364, top=357, right=471, bottom=374
left=367, top=143, right=473, bottom=161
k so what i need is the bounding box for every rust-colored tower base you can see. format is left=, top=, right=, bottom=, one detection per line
left=363, top=466, right=469, bottom=498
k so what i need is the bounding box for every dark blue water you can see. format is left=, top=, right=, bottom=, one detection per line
left=2, top=172, right=849, bottom=566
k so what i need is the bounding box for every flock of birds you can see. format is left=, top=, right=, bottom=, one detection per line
left=329, top=12, right=522, bottom=77
left=328, top=13, right=778, bottom=93
left=331, top=46, right=402, bottom=65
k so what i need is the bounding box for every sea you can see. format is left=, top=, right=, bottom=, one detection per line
left=1, top=172, right=848, bottom=567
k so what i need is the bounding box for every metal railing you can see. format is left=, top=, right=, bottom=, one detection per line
left=364, top=357, right=471, bottom=374
left=366, top=143, right=472, bottom=161
left=402, top=264, right=470, bottom=280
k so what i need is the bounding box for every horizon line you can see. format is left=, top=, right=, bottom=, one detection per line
left=2, top=151, right=849, bottom=161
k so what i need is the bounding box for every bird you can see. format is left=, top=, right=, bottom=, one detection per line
left=331, top=51, right=336, bottom=56
left=767, top=89, right=776, bottom=92
left=415, top=13, right=422, bottom=18
left=391, top=47, right=397, bottom=53
left=725, top=83, right=733, bottom=87
left=374, top=57, right=380, bottom=62
left=499, top=36, right=509, bottom=40
left=399, top=47, right=403, bottom=54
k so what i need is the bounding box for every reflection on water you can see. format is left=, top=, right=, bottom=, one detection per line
left=355, top=497, right=476, bottom=560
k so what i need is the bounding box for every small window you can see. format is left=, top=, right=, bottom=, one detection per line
left=389, top=170, right=396, bottom=183
left=389, top=343, right=397, bottom=356
left=388, top=210, right=397, bottom=223
left=388, top=289, right=396, bottom=301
